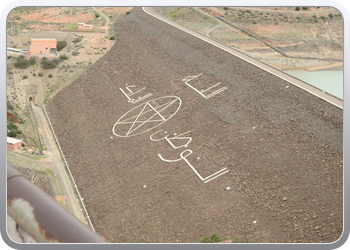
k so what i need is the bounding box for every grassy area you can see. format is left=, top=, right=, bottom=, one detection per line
left=9, top=150, right=47, bottom=161
left=44, top=167, right=68, bottom=209
left=66, top=23, right=77, bottom=30
left=7, top=151, right=44, bottom=169
left=7, top=151, right=69, bottom=210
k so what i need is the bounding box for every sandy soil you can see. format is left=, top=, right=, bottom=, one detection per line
left=46, top=8, right=343, bottom=243
left=9, top=7, right=94, bottom=24
left=156, top=7, right=343, bottom=72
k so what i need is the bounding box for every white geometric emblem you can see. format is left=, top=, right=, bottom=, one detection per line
left=112, top=96, right=182, bottom=137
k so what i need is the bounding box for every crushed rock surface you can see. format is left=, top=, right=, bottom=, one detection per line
left=46, top=7, right=343, bottom=243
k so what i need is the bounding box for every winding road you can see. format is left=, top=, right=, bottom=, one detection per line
left=92, top=7, right=110, bottom=27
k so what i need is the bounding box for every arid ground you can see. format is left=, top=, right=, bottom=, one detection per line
left=44, top=8, right=343, bottom=243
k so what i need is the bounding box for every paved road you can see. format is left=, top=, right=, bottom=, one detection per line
left=143, top=7, right=343, bottom=109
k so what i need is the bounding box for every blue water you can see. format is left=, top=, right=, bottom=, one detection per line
left=285, top=70, right=343, bottom=100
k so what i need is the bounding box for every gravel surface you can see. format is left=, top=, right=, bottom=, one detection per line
left=46, top=7, right=343, bottom=243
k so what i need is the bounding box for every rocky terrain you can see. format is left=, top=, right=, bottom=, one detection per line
left=45, top=8, right=343, bottom=243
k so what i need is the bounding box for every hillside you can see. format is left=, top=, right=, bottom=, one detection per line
left=153, top=7, right=343, bottom=71
left=6, top=7, right=132, bottom=149
left=45, top=7, right=343, bottom=243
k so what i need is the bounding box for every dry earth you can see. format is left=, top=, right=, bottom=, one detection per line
left=45, top=8, right=343, bottom=243
left=6, top=7, right=131, bottom=227
left=154, top=7, right=343, bottom=71
left=6, top=7, right=130, bottom=147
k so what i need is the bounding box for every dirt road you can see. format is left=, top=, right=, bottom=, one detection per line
left=92, top=7, right=110, bottom=27
left=31, top=104, right=88, bottom=225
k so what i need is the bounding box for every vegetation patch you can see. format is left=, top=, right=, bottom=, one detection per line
left=41, top=57, right=57, bottom=69
left=7, top=122, right=22, bottom=137
left=56, top=41, right=67, bottom=52
left=14, top=55, right=30, bottom=69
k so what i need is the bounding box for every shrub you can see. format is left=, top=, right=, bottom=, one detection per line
left=201, top=234, right=224, bottom=243
left=328, top=13, right=334, bottom=18
left=48, top=74, right=53, bottom=78
left=29, top=56, right=37, bottom=65
left=8, top=131, right=17, bottom=137
left=41, top=58, right=57, bottom=69
left=109, top=36, right=115, bottom=40
left=7, top=101, right=14, bottom=111
left=302, top=7, right=309, bottom=10
left=7, top=123, right=18, bottom=130
left=232, top=237, right=247, bottom=243
left=95, top=13, right=100, bottom=18
left=295, top=7, right=300, bottom=11
left=56, top=41, right=67, bottom=52
left=22, top=75, right=28, bottom=79
left=224, top=7, right=228, bottom=10
left=60, top=54, right=68, bottom=60
left=126, top=12, right=130, bottom=14
left=33, top=73, right=36, bottom=76
left=14, top=56, right=30, bottom=69
left=38, top=72, right=43, bottom=77
left=53, top=58, right=62, bottom=65
left=73, top=37, right=82, bottom=43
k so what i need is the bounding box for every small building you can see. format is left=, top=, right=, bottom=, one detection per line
left=77, top=23, right=92, bottom=30
left=7, top=137, right=23, bottom=151
left=29, top=38, right=57, bottom=56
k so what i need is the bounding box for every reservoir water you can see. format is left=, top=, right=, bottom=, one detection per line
left=284, top=70, right=343, bottom=100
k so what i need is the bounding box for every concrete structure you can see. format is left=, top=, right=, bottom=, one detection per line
left=77, top=23, right=92, bottom=30
left=29, top=38, right=57, bottom=56
left=7, top=137, right=23, bottom=150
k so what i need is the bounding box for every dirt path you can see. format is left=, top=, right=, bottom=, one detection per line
left=31, top=104, right=88, bottom=225
left=93, top=7, right=110, bottom=27
left=205, top=24, right=221, bottom=37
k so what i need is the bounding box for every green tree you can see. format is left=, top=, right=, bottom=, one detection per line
left=295, top=7, right=300, bottom=11
left=7, top=123, right=18, bottom=130
left=8, top=131, right=17, bottom=137
left=56, top=41, right=67, bottom=52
